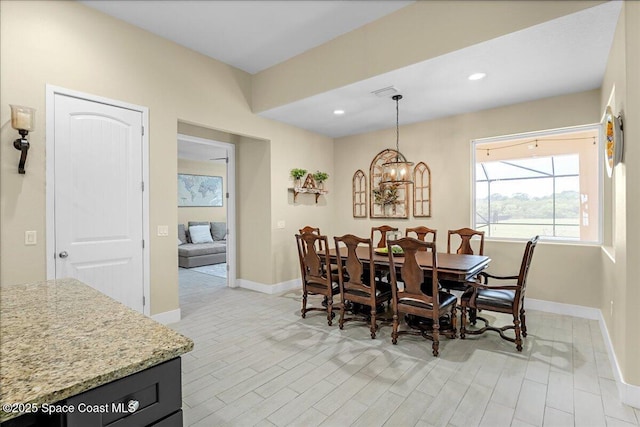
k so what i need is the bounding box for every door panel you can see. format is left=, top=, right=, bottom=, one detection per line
left=54, top=94, right=144, bottom=312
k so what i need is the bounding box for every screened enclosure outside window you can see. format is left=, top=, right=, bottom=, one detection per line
left=473, top=126, right=600, bottom=242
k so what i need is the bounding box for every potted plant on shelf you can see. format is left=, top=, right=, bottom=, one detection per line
left=291, top=168, right=307, bottom=188
left=312, top=171, right=329, bottom=189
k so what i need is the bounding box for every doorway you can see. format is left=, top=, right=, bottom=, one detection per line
left=177, top=133, right=236, bottom=296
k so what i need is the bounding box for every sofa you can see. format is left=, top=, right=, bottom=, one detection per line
left=178, top=221, right=227, bottom=268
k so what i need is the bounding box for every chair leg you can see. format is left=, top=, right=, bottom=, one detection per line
left=460, top=305, right=467, bottom=339
left=450, top=305, right=457, bottom=339
left=513, top=315, right=522, bottom=351
left=392, top=313, right=399, bottom=344
left=520, top=307, right=527, bottom=337
left=370, top=309, right=377, bottom=339
left=301, top=290, right=307, bottom=318
left=432, top=322, right=440, bottom=357
left=327, top=296, right=333, bottom=326
left=339, top=298, right=346, bottom=329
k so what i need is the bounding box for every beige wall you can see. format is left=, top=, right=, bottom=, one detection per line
left=600, top=1, right=640, bottom=386
left=177, top=159, right=227, bottom=225
left=0, top=1, right=334, bottom=314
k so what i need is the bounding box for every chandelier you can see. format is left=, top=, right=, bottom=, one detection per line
left=381, top=95, right=413, bottom=186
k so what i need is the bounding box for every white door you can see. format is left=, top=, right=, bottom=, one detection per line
left=53, top=94, right=145, bottom=312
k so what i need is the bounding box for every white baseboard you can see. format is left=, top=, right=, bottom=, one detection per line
left=526, top=297, right=640, bottom=409
left=525, top=297, right=600, bottom=320
left=151, top=308, right=181, bottom=325
left=237, top=278, right=300, bottom=295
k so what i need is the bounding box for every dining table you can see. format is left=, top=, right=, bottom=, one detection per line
left=325, top=245, right=491, bottom=333
left=326, top=246, right=491, bottom=285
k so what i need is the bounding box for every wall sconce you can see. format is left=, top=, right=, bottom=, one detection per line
left=10, top=104, right=35, bottom=174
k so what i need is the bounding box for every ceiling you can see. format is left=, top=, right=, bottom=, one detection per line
left=83, top=1, right=621, bottom=141
left=81, top=0, right=413, bottom=74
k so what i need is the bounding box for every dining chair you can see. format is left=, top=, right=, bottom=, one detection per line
left=299, top=226, right=338, bottom=274
left=460, top=235, right=539, bottom=351
left=405, top=226, right=437, bottom=248
left=371, top=225, right=399, bottom=283
left=447, top=227, right=485, bottom=256
left=334, top=234, right=391, bottom=338
left=295, top=233, right=340, bottom=325
left=440, top=227, right=485, bottom=292
left=387, top=237, right=457, bottom=357
left=299, top=226, right=325, bottom=253
left=371, top=225, right=399, bottom=249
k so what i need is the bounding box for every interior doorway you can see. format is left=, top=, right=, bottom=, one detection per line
left=177, top=132, right=236, bottom=295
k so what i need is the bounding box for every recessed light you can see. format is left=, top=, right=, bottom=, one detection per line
left=468, top=72, right=487, bottom=81
left=333, top=109, right=345, bottom=115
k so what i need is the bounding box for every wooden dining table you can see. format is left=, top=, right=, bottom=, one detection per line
left=326, top=246, right=491, bottom=284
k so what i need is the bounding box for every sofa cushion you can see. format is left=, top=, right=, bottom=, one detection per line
left=211, top=222, right=226, bottom=241
left=178, top=242, right=226, bottom=257
left=178, top=224, right=188, bottom=244
left=189, top=225, right=214, bottom=244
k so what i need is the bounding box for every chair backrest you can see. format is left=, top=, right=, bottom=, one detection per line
left=447, top=227, right=485, bottom=255
left=295, top=233, right=332, bottom=289
left=515, top=235, right=539, bottom=300
left=299, top=226, right=325, bottom=252
left=406, top=226, right=437, bottom=249
left=371, top=225, right=399, bottom=249
left=299, top=226, right=320, bottom=235
left=333, top=234, right=375, bottom=295
left=387, top=237, right=439, bottom=311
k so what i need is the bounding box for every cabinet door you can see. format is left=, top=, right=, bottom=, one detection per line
left=150, top=411, right=182, bottom=427
left=65, top=358, right=181, bottom=427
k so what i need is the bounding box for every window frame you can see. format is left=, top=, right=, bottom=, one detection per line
left=471, top=124, right=603, bottom=245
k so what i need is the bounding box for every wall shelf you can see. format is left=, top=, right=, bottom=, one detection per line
left=289, top=187, right=328, bottom=203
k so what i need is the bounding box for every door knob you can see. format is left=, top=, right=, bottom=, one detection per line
left=58, top=251, right=68, bottom=258
left=127, top=399, right=140, bottom=413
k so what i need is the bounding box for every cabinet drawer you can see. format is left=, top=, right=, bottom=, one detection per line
left=65, top=358, right=181, bottom=427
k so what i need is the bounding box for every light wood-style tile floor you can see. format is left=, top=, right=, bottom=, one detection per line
left=173, top=270, right=640, bottom=427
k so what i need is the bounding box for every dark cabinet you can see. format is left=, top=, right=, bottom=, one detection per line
left=1, top=358, right=183, bottom=427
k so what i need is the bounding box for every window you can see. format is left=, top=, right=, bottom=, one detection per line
left=473, top=126, right=600, bottom=243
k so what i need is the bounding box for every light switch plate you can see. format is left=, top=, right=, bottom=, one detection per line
left=157, top=225, right=169, bottom=236
left=25, top=230, right=37, bottom=245
left=276, top=220, right=286, bottom=229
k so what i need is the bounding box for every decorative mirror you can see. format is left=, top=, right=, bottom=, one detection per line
left=352, top=169, right=367, bottom=218
left=369, top=149, right=409, bottom=218
left=413, top=162, right=431, bottom=217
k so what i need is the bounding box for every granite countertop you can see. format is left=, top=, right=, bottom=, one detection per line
left=0, top=278, right=193, bottom=422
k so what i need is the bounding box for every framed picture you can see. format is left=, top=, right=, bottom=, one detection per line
left=178, top=174, right=223, bottom=207
left=604, top=106, right=624, bottom=178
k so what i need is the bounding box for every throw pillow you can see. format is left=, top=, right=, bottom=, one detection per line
left=189, top=225, right=214, bottom=244
left=178, top=238, right=183, bottom=246
left=178, top=224, right=188, bottom=244
left=211, top=222, right=227, bottom=241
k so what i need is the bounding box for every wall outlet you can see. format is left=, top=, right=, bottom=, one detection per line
left=25, top=230, right=37, bottom=245
left=157, top=225, right=169, bottom=236
left=276, top=220, right=286, bottom=229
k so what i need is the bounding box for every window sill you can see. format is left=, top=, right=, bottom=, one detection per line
left=485, top=236, right=601, bottom=247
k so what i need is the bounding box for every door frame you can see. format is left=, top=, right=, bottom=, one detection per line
left=46, top=85, right=151, bottom=316
left=177, top=133, right=237, bottom=288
